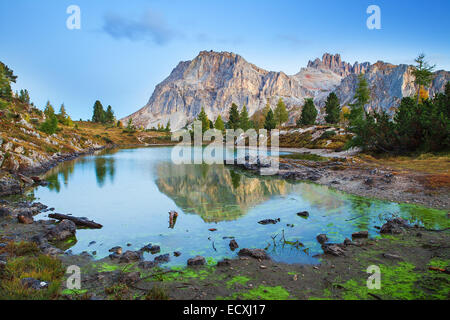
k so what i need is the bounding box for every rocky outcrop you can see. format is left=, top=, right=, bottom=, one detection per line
left=123, top=51, right=449, bottom=131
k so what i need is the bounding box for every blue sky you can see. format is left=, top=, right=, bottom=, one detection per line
left=0, top=0, right=449, bottom=120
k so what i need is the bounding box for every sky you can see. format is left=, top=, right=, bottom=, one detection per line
left=0, top=0, right=449, bottom=120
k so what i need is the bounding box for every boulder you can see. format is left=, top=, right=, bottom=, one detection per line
left=173, top=251, right=181, bottom=257
left=321, top=244, right=345, bottom=257
left=229, top=239, right=239, bottom=251
left=109, top=246, right=123, bottom=255
left=187, top=256, right=206, bottom=266
left=238, top=248, right=270, bottom=260
left=140, top=244, right=160, bottom=254
left=21, top=278, right=49, bottom=290
left=46, top=219, right=76, bottom=241
left=154, top=254, right=170, bottom=264
left=119, top=251, right=142, bottom=263
left=316, top=234, right=328, bottom=244
left=380, top=218, right=409, bottom=235
left=17, top=213, right=33, bottom=224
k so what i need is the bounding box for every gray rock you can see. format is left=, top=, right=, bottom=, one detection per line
left=238, top=248, right=270, bottom=260
left=46, top=219, right=76, bottom=241
left=380, top=218, right=409, bottom=235
left=154, top=253, right=170, bottom=264
left=0, top=207, right=12, bottom=218
left=316, top=234, right=328, bottom=244
left=321, top=243, right=345, bottom=256
left=187, top=256, right=206, bottom=266
left=119, top=251, right=142, bottom=263
left=229, top=240, right=239, bottom=251
left=108, top=246, right=122, bottom=255
left=21, top=278, right=49, bottom=290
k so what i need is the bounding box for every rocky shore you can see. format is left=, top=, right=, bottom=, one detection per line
left=231, top=154, right=450, bottom=210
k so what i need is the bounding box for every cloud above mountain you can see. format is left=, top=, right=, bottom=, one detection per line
left=102, top=10, right=176, bottom=45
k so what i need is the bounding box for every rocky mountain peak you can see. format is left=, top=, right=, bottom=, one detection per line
left=123, top=51, right=450, bottom=131
left=307, top=53, right=371, bottom=77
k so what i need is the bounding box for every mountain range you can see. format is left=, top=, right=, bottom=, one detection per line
left=123, top=51, right=450, bottom=131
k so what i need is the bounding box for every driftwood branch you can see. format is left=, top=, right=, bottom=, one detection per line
left=48, top=213, right=103, bottom=229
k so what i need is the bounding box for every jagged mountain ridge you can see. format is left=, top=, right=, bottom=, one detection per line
left=123, top=51, right=450, bottom=130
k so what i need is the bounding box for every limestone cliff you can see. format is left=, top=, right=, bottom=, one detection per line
left=123, top=51, right=450, bottom=130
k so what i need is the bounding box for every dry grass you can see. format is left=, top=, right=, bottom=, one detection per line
left=0, top=239, right=65, bottom=300
left=358, top=153, right=450, bottom=175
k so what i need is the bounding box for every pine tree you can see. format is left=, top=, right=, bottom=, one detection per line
left=324, top=92, right=341, bottom=124
left=0, top=64, right=13, bottom=102
left=264, top=109, right=276, bottom=130
left=274, top=98, right=288, bottom=127
left=228, top=103, right=240, bottom=130
left=214, top=115, right=225, bottom=131
left=297, top=98, right=317, bottom=126
left=105, top=105, right=115, bottom=124
left=44, top=101, right=55, bottom=118
left=197, top=107, right=210, bottom=133
left=165, top=120, right=171, bottom=132
left=18, top=89, right=30, bottom=104
left=348, top=74, right=370, bottom=127
left=239, top=105, right=251, bottom=130
left=412, top=54, right=435, bottom=105
left=92, top=100, right=105, bottom=123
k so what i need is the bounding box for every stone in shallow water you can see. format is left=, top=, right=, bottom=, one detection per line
left=316, top=234, right=328, bottom=244
left=352, top=231, right=369, bottom=239
left=238, top=248, right=270, bottom=260
left=154, top=253, right=170, bottom=264
left=187, top=256, right=206, bottom=266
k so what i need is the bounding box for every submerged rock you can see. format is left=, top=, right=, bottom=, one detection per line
left=258, top=218, right=280, bottom=225
left=297, top=211, right=309, bottom=218
left=238, top=248, right=270, bottom=260
left=187, top=256, right=206, bottom=266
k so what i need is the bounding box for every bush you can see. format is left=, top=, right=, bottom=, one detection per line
left=39, top=115, right=58, bottom=135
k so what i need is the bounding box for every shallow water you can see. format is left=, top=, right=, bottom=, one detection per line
left=31, top=147, right=448, bottom=266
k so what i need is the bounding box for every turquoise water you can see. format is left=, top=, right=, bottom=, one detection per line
left=31, top=147, right=448, bottom=266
